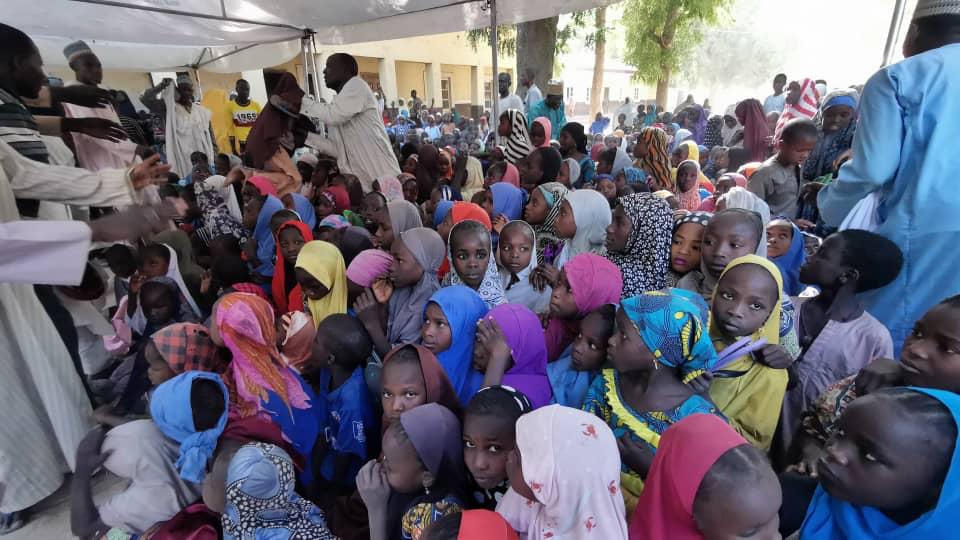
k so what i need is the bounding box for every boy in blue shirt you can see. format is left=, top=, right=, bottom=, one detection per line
left=303, top=314, right=375, bottom=492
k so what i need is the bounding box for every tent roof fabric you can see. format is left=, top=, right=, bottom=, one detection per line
left=11, top=0, right=617, bottom=71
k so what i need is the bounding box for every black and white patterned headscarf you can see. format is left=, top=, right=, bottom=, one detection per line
left=605, top=193, right=673, bottom=299
left=501, top=109, right=533, bottom=165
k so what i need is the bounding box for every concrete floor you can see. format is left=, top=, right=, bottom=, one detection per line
left=7, top=472, right=125, bottom=539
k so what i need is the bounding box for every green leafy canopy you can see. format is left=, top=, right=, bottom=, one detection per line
left=622, top=0, right=732, bottom=83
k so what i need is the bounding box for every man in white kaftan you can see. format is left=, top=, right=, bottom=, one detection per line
left=299, top=53, right=400, bottom=193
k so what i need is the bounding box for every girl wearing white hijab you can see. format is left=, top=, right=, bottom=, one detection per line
left=498, top=220, right=552, bottom=313
left=553, top=189, right=612, bottom=269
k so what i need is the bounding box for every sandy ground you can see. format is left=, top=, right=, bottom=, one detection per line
left=7, top=472, right=125, bottom=539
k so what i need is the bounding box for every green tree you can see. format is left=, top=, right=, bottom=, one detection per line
left=622, top=0, right=731, bottom=108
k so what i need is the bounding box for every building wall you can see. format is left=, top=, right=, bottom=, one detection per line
left=395, top=61, right=427, bottom=106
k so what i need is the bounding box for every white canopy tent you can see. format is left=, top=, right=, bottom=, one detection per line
left=11, top=0, right=620, bottom=120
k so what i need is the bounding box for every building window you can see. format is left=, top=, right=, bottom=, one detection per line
left=585, top=87, right=591, bottom=101
left=634, top=88, right=640, bottom=100
left=566, top=87, right=574, bottom=101
left=441, top=78, right=452, bottom=109
left=604, top=87, right=610, bottom=102
left=484, top=81, right=492, bottom=109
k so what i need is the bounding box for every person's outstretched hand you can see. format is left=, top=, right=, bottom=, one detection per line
left=52, top=85, right=113, bottom=108
left=62, top=117, right=127, bottom=142
left=130, top=155, right=173, bottom=190
left=88, top=201, right=181, bottom=243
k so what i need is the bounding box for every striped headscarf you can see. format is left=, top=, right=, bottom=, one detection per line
left=532, top=182, right=570, bottom=266
left=501, top=109, right=533, bottom=165
left=774, top=78, right=821, bottom=142
left=638, top=127, right=673, bottom=191
left=215, top=293, right=310, bottom=417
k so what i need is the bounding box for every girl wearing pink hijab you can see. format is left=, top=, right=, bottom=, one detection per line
left=530, top=117, right=553, bottom=148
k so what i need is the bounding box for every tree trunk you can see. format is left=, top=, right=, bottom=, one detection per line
left=516, top=17, right=559, bottom=100
left=590, top=7, right=607, bottom=116
left=656, top=64, right=671, bottom=110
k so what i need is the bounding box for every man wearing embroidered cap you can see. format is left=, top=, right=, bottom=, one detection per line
left=528, top=79, right=567, bottom=131
left=817, top=0, right=960, bottom=353
left=61, top=40, right=142, bottom=174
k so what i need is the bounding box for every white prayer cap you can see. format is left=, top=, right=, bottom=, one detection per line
left=913, top=0, right=960, bottom=19
left=63, top=40, right=94, bottom=62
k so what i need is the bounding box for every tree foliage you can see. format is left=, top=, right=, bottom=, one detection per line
left=622, top=0, right=732, bottom=84
left=465, top=10, right=597, bottom=61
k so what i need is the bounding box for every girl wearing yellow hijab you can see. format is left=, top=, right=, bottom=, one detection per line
left=294, top=241, right=347, bottom=328
left=707, top=254, right=790, bottom=450
left=671, top=140, right=714, bottom=194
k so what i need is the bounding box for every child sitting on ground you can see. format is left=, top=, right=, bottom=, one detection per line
left=422, top=286, right=489, bottom=404
left=496, top=405, right=629, bottom=539
left=271, top=220, right=313, bottom=314
left=666, top=212, right=710, bottom=287
left=357, top=403, right=469, bottom=540
left=497, top=220, right=551, bottom=314
left=463, top=385, right=533, bottom=509
left=474, top=304, right=553, bottom=409
left=443, top=220, right=506, bottom=308
left=776, top=230, right=901, bottom=459
left=705, top=254, right=792, bottom=451
left=583, top=289, right=724, bottom=516
left=379, top=344, right=461, bottom=429
left=628, top=414, right=781, bottom=540
left=766, top=218, right=807, bottom=296
left=547, top=304, right=615, bottom=408
left=302, top=314, right=375, bottom=494
left=542, top=253, right=622, bottom=362
left=797, top=388, right=960, bottom=539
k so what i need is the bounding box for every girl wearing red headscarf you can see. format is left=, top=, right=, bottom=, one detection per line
left=628, top=414, right=781, bottom=540
left=435, top=201, right=492, bottom=280
left=271, top=221, right=314, bottom=313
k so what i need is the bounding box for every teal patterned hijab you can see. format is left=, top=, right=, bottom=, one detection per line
left=619, top=288, right=717, bottom=382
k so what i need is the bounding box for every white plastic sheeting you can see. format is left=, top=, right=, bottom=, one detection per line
left=10, top=0, right=618, bottom=71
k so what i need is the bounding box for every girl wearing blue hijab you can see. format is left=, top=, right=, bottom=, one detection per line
left=766, top=218, right=807, bottom=296
left=149, top=371, right=229, bottom=483
left=489, top=182, right=527, bottom=222
left=242, top=177, right=284, bottom=278
left=421, top=285, right=489, bottom=404
left=801, top=387, right=960, bottom=540
left=433, top=199, right=454, bottom=229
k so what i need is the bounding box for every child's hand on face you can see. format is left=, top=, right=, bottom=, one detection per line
left=539, top=311, right=550, bottom=329
left=354, top=289, right=382, bottom=329
left=492, top=214, right=509, bottom=235
left=129, top=271, right=146, bottom=295
left=356, top=460, right=391, bottom=511
left=617, top=435, right=655, bottom=479
left=476, top=318, right=512, bottom=370
left=530, top=264, right=559, bottom=291
left=371, top=278, right=394, bottom=304
left=756, top=344, right=793, bottom=369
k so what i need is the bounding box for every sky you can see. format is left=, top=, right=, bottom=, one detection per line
left=561, top=0, right=917, bottom=112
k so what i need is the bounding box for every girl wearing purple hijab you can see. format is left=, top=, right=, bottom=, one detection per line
left=473, top=304, right=553, bottom=408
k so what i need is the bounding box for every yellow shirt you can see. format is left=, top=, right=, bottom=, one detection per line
left=227, top=100, right=261, bottom=144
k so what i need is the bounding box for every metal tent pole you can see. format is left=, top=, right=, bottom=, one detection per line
left=881, top=0, right=907, bottom=67
left=490, top=0, right=499, bottom=123
left=309, top=33, right=322, bottom=98
left=301, top=35, right=312, bottom=93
